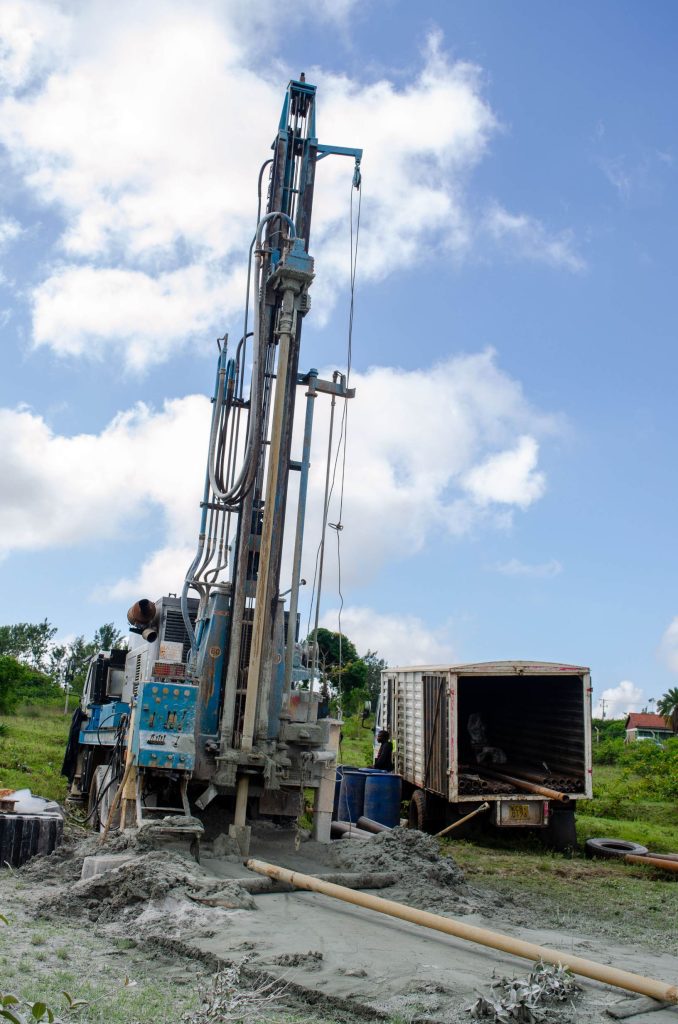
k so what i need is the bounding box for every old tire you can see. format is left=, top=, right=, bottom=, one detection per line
left=0, top=815, right=63, bottom=868
left=546, top=807, right=578, bottom=853
left=585, top=837, right=648, bottom=860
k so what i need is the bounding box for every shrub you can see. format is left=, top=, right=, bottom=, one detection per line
left=592, top=737, right=624, bottom=765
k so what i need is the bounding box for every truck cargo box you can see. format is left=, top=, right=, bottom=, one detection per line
left=378, top=661, right=592, bottom=842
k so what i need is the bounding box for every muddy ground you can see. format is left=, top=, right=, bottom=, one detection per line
left=1, top=822, right=677, bottom=1024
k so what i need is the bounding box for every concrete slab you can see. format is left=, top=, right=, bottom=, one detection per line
left=81, top=853, right=136, bottom=880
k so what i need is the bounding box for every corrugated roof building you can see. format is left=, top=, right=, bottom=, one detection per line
left=624, top=712, right=673, bottom=742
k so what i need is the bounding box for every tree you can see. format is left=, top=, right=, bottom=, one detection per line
left=307, top=628, right=358, bottom=672
left=363, top=649, right=387, bottom=704
left=93, top=623, right=127, bottom=651
left=657, top=687, right=678, bottom=731
left=0, top=620, right=57, bottom=672
left=0, top=655, right=59, bottom=713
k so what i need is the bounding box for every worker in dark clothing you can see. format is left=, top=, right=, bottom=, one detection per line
left=374, top=729, right=394, bottom=772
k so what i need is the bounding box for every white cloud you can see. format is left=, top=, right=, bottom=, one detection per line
left=32, top=263, right=246, bottom=370
left=93, top=545, right=197, bottom=603
left=0, top=349, right=558, bottom=600
left=659, top=617, right=678, bottom=674
left=594, top=680, right=644, bottom=720
left=293, top=351, right=557, bottom=594
left=0, top=0, right=71, bottom=89
left=461, top=435, right=546, bottom=508
left=0, top=216, right=22, bottom=247
left=322, top=606, right=455, bottom=666
left=0, top=3, right=580, bottom=368
left=494, top=557, right=562, bottom=578
left=0, top=395, right=211, bottom=558
left=482, top=203, right=584, bottom=272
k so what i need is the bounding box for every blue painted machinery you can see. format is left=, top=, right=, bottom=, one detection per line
left=66, top=77, right=362, bottom=852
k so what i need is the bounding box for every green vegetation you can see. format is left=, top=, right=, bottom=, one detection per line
left=0, top=619, right=127, bottom=712
left=0, top=658, right=59, bottom=714
left=657, top=685, right=678, bottom=720
left=451, top=839, right=678, bottom=952
left=0, top=916, right=199, bottom=1024
left=338, top=712, right=375, bottom=767
left=306, top=627, right=385, bottom=717
left=0, top=704, right=70, bottom=801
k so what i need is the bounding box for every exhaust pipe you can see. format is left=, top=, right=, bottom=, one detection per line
left=142, top=626, right=158, bottom=643
left=127, top=598, right=157, bottom=628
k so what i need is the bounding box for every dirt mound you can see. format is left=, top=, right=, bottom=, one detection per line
left=21, top=816, right=203, bottom=883
left=331, top=826, right=481, bottom=913
left=40, top=848, right=254, bottom=926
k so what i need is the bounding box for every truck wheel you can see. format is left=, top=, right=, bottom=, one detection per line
left=408, top=790, right=432, bottom=833
left=585, top=838, right=648, bottom=860
left=546, top=807, right=578, bottom=853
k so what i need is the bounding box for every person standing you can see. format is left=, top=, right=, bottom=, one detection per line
left=374, top=729, right=394, bottom=772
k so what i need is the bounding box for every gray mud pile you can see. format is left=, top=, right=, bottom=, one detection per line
left=21, top=815, right=202, bottom=884
left=41, top=850, right=254, bottom=925
left=20, top=818, right=256, bottom=941
left=332, top=826, right=484, bottom=914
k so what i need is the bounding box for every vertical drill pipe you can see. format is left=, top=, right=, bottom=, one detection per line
left=311, top=390, right=337, bottom=681
left=240, top=318, right=293, bottom=754
left=245, top=859, right=678, bottom=1004
left=283, top=373, right=318, bottom=699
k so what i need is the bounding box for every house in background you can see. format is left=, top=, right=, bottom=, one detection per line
left=624, top=712, right=673, bottom=743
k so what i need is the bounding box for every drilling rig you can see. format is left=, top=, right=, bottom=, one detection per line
left=63, top=77, right=362, bottom=854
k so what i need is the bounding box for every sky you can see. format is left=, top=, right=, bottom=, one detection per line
left=1, top=0, right=677, bottom=718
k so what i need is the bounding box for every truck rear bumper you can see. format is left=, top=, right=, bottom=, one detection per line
left=493, top=798, right=549, bottom=828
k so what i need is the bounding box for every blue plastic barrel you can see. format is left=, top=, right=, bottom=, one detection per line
left=333, top=766, right=358, bottom=821
left=363, top=773, right=401, bottom=828
left=337, top=770, right=367, bottom=823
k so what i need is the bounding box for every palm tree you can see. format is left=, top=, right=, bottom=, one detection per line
left=656, top=687, right=678, bottom=731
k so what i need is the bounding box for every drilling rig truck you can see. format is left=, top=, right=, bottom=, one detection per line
left=62, top=77, right=362, bottom=854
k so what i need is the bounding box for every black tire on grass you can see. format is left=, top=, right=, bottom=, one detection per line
left=585, top=837, right=648, bottom=860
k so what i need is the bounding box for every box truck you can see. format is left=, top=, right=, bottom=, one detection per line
left=378, top=661, right=592, bottom=850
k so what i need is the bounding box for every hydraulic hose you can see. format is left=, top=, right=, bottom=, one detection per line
left=207, top=211, right=296, bottom=506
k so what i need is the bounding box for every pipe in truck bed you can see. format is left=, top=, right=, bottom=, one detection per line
left=476, top=767, right=570, bottom=803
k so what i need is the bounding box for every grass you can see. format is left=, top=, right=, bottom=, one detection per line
left=581, top=762, right=678, bottom=852
left=0, top=702, right=70, bottom=801
left=0, top=913, right=201, bottom=1024
left=450, top=836, right=678, bottom=952
left=338, top=713, right=374, bottom=767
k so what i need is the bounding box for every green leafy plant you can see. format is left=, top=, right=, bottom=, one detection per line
left=0, top=993, right=58, bottom=1024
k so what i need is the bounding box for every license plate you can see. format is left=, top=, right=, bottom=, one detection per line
left=495, top=800, right=545, bottom=826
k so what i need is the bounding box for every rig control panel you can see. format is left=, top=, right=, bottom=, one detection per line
left=132, top=680, right=198, bottom=771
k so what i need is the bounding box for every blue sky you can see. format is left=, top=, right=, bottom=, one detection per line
left=1, top=0, right=677, bottom=717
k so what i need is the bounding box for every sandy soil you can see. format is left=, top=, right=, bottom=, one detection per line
left=2, top=822, right=678, bottom=1024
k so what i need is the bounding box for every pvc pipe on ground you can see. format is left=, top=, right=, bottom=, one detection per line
left=331, top=820, right=375, bottom=840
left=357, top=816, right=392, bottom=834
left=625, top=854, right=678, bottom=873
left=245, top=858, right=678, bottom=1005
